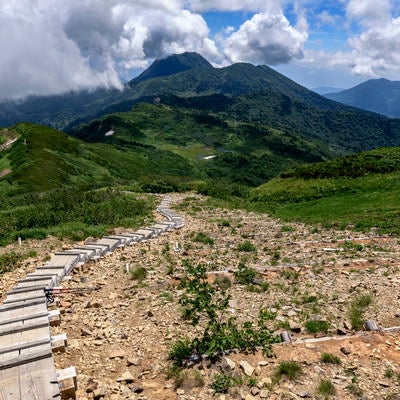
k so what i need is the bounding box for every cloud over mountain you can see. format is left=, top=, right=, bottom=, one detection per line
left=0, top=0, right=213, bottom=100
left=223, top=12, right=308, bottom=65
left=1, top=0, right=400, bottom=100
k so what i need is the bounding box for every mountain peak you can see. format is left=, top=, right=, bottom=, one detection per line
left=130, top=52, right=213, bottom=85
left=324, top=78, right=400, bottom=117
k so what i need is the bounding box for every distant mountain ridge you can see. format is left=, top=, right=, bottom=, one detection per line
left=0, top=52, right=370, bottom=130
left=1, top=52, right=400, bottom=159
left=312, top=86, right=345, bottom=95
left=325, top=78, right=400, bottom=117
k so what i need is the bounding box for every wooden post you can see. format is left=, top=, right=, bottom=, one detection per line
left=364, top=320, right=379, bottom=331
left=280, top=331, right=292, bottom=343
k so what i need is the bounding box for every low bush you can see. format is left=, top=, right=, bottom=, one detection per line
left=237, top=240, right=256, bottom=252
left=193, top=232, right=214, bottom=245
left=348, top=293, right=373, bottom=329
left=130, top=266, right=147, bottom=283
left=275, top=361, right=302, bottom=381
left=321, top=353, right=341, bottom=365
left=234, top=262, right=258, bottom=285
left=317, top=379, right=336, bottom=397
left=169, top=261, right=280, bottom=368
left=305, top=319, right=329, bottom=334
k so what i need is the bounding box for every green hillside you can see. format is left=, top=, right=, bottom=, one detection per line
left=249, top=147, right=400, bottom=235
left=158, top=92, right=400, bottom=155
left=69, top=102, right=333, bottom=186
left=1, top=122, right=201, bottom=193
left=0, top=123, right=201, bottom=245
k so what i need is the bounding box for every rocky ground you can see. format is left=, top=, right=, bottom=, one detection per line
left=2, top=193, right=400, bottom=399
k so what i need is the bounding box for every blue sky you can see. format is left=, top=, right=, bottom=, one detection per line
left=0, top=0, right=400, bottom=100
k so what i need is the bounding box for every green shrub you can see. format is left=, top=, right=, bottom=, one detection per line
left=0, top=186, right=153, bottom=246
left=305, top=320, right=329, bottom=334
left=300, top=294, right=318, bottom=304
left=237, top=240, right=256, bottom=252
left=317, top=379, right=336, bottom=396
left=348, top=293, right=373, bottom=329
left=234, top=262, right=258, bottom=285
left=168, top=339, right=192, bottom=367
left=281, top=270, right=299, bottom=280
left=343, top=241, right=364, bottom=252
left=193, top=232, right=214, bottom=245
left=385, top=368, right=394, bottom=379
left=218, top=220, right=231, bottom=227
left=211, top=374, right=234, bottom=393
left=130, top=266, right=147, bottom=283
left=275, top=361, right=302, bottom=381
left=321, top=353, right=341, bottom=365
left=0, top=251, right=23, bottom=274
left=347, top=383, right=363, bottom=396
left=177, top=261, right=280, bottom=359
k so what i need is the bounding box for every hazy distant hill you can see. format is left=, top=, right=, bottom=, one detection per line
left=325, top=78, right=400, bottom=117
left=312, top=86, right=345, bottom=95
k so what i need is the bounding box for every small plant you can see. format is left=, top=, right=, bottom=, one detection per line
left=168, top=339, right=192, bottom=367
left=272, top=251, right=281, bottom=263
left=176, top=261, right=279, bottom=360
left=193, top=232, right=214, bottom=245
left=162, top=242, right=170, bottom=254
left=247, top=377, right=258, bottom=387
left=218, top=220, right=231, bottom=227
left=211, top=374, right=234, bottom=393
left=305, top=320, right=329, bottom=334
left=348, top=293, right=373, bottom=329
left=275, top=361, right=302, bottom=381
left=159, top=291, right=174, bottom=302
left=281, top=270, right=299, bottom=280
left=317, top=379, right=336, bottom=397
left=321, top=352, right=341, bottom=365
left=343, top=241, right=364, bottom=252
left=259, top=308, right=277, bottom=321
left=0, top=251, right=25, bottom=274
left=237, top=240, right=256, bottom=252
left=246, top=281, right=269, bottom=292
left=130, top=266, right=147, bottom=283
left=347, top=383, right=363, bottom=396
left=281, top=224, right=295, bottom=232
left=166, top=263, right=175, bottom=275
left=234, top=262, right=258, bottom=285
left=385, top=368, right=394, bottom=379
left=301, top=294, right=318, bottom=304
left=25, top=250, right=38, bottom=258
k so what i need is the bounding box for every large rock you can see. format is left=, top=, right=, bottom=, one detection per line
left=240, top=360, right=255, bottom=376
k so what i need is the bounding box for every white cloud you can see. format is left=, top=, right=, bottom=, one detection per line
left=346, top=0, right=391, bottom=26
left=186, top=0, right=283, bottom=13
left=223, top=12, right=308, bottom=65
left=338, top=1, right=400, bottom=77
left=0, top=0, right=215, bottom=100
left=347, top=17, right=400, bottom=76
